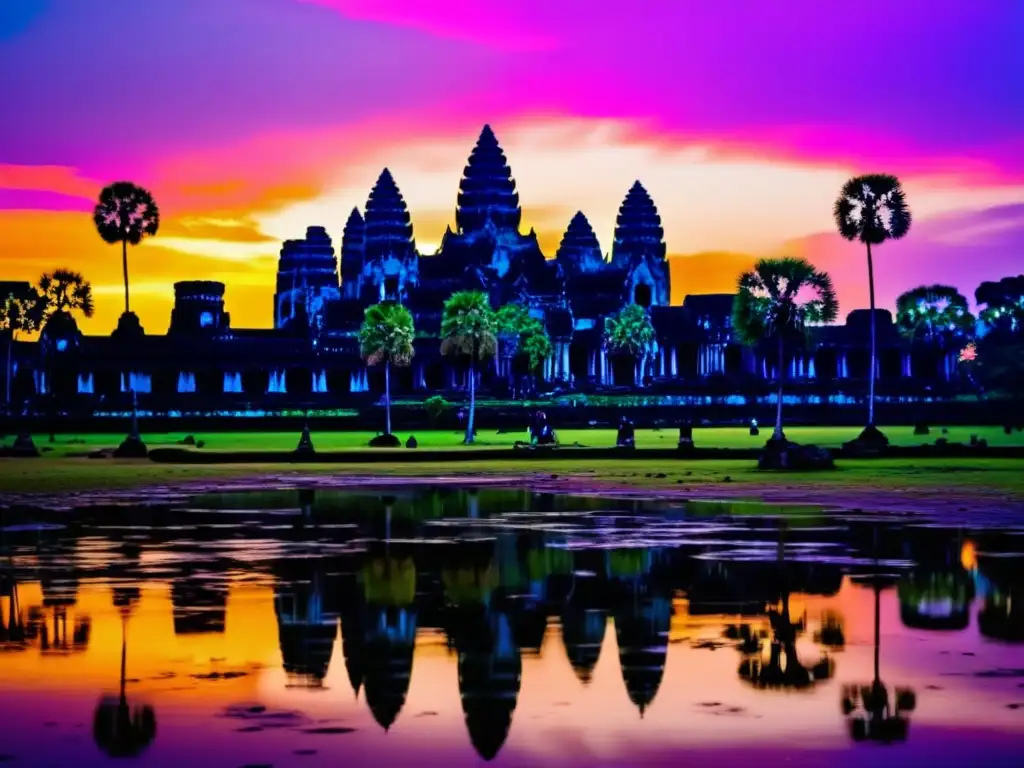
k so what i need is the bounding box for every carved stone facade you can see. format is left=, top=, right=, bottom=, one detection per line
left=1, top=125, right=969, bottom=409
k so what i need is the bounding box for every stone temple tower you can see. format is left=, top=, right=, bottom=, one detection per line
left=610, top=181, right=669, bottom=307
left=273, top=226, right=341, bottom=330
left=456, top=124, right=522, bottom=237
left=339, top=207, right=365, bottom=300
left=361, top=168, right=418, bottom=303
left=555, top=212, right=605, bottom=274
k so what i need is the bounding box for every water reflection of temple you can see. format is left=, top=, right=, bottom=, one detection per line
left=12, top=491, right=1024, bottom=761
left=273, top=563, right=339, bottom=687
left=171, top=578, right=227, bottom=636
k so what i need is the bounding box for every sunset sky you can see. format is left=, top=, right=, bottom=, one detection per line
left=1, top=0, right=1022, bottom=333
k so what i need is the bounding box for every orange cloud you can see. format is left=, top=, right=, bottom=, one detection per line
left=0, top=164, right=98, bottom=199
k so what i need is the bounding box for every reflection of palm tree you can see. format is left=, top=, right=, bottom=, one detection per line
left=814, top=611, right=846, bottom=649
left=842, top=575, right=917, bottom=743
left=93, top=615, right=157, bottom=758
left=738, top=523, right=834, bottom=691
left=738, top=590, right=833, bottom=690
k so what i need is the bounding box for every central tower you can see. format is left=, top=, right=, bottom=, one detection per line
left=456, top=125, right=522, bottom=236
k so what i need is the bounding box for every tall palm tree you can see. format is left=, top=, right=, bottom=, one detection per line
left=732, top=258, right=838, bottom=441
left=441, top=291, right=496, bottom=444
left=37, top=269, right=94, bottom=324
left=603, top=304, right=656, bottom=387
left=834, top=175, right=912, bottom=432
left=359, top=302, right=415, bottom=436
left=1, top=283, right=44, bottom=406
left=93, top=182, right=160, bottom=316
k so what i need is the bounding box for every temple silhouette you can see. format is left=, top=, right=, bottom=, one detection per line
left=7, top=125, right=965, bottom=408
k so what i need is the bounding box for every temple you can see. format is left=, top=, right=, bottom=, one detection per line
left=2, top=125, right=969, bottom=416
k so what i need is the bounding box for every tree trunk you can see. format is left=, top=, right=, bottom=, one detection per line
left=873, top=582, right=881, bottom=685
left=866, top=240, right=877, bottom=426
left=465, top=357, right=476, bottom=445
left=384, top=359, right=392, bottom=435
left=4, top=333, right=13, bottom=406
left=121, top=239, right=131, bottom=315
left=773, top=333, right=785, bottom=440
left=119, top=617, right=128, bottom=704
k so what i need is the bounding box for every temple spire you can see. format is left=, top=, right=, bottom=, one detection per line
left=340, top=207, right=365, bottom=299
left=456, top=125, right=522, bottom=235
left=363, top=169, right=418, bottom=301
left=555, top=211, right=605, bottom=274
left=611, top=181, right=665, bottom=267
left=364, top=169, right=416, bottom=262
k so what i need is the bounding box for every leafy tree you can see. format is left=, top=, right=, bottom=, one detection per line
left=441, top=291, right=496, bottom=444
left=834, top=175, right=912, bottom=430
left=424, top=394, right=449, bottom=425
left=603, top=304, right=655, bottom=387
left=496, top=303, right=552, bottom=382
left=976, top=274, right=1024, bottom=338
left=93, top=182, right=160, bottom=316
left=895, top=285, right=973, bottom=346
left=732, top=257, right=838, bottom=441
left=1, top=283, right=44, bottom=406
left=37, top=269, right=95, bottom=323
left=359, top=302, right=415, bottom=436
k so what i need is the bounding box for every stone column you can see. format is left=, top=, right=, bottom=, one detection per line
left=670, top=347, right=678, bottom=377
left=562, top=341, right=570, bottom=381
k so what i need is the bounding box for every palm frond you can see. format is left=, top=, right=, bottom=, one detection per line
left=833, top=173, right=912, bottom=245
left=440, top=291, right=496, bottom=361
left=732, top=257, right=839, bottom=346
left=359, top=302, right=415, bottom=366
left=93, top=181, right=161, bottom=245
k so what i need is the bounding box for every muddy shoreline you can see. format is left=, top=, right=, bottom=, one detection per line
left=3, top=471, right=1023, bottom=525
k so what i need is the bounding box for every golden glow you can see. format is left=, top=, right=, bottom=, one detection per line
left=961, top=539, right=978, bottom=571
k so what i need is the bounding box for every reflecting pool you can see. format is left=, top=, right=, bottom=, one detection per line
left=1, top=487, right=1023, bottom=767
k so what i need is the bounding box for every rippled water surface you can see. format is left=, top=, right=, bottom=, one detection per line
left=2, top=487, right=1023, bottom=767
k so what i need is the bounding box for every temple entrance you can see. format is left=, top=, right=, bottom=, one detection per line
left=384, top=276, right=399, bottom=300
left=610, top=354, right=636, bottom=386
left=633, top=283, right=652, bottom=308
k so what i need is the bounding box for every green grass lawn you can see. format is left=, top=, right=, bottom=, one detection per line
left=4, top=424, right=1019, bottom=458
left=1, top=455, right=1023, bottom=496
left=3, top=425, right=1022, bottom=497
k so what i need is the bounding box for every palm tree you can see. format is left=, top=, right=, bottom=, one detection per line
left=93, top=182, right=160, bottom=317
left=834, top=175, right=912, bottom=433
left=732, top=258, right=838, bottom=441
left=842, top=574, right=917, bottom=743
left=37, top=269, right=94, bottom=324
left=1, top=283, right=44, bottom=406
left=93, top=613, right=157, bottom=758
left=359, top=302, right=415, bottom=436
left=896, top=285, right=974, bottom=381
left=441, top=291, right=496, bottom=444
left=603, top=304, right=656, bottom=387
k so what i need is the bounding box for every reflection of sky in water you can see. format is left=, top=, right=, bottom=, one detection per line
left=0, top=489, right=1022, bottom=767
